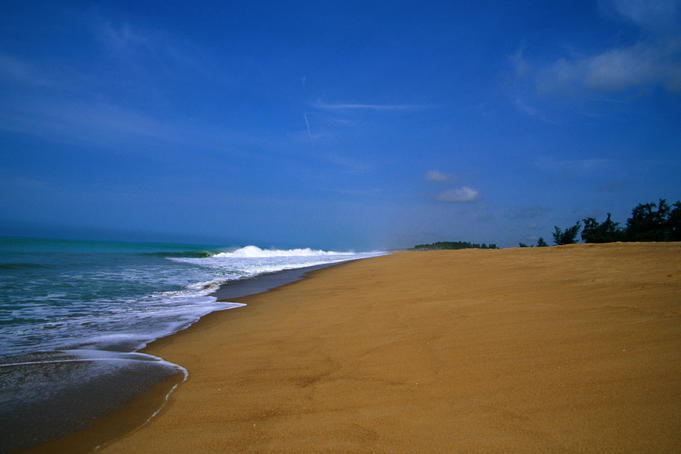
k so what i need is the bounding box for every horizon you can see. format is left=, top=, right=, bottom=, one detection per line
left=2, top=1, right=681, bottom=250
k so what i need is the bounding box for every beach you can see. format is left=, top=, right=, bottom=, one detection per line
left=29, top=243, right=681, bottom=453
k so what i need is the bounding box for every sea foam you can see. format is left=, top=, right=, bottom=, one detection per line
left=170, top=245, right=384, bottom=279
left=212, top=245, right=356, bottom=258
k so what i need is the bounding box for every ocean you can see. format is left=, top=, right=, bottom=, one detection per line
left=0, top=237, right=384, bottom=451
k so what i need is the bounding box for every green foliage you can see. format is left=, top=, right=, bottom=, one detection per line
left=625, top=199, right=674, bottom=241
left=542, top=198, right=681, bottom=246
left=552, top=222, right=581, bottom=245
left=424, top=198, right=681, bottom=249
left=668, top=202, right=681, bottom=241
left=413, top=241, right=498, bottom=250
left=581, top=213, right=624, bottom=243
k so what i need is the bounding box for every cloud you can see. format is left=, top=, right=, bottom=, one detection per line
left=99, top=21, right=152, bottom=52
left=436, top=186, right=481, bottom=203
left=510, top=95, right=557, bottom=123
left=608, top=0, right=681, bottom=32
left=425, top=170, right=451, bottom=182
left=94, top=19, right=205, bottom=72
left=506, top=50, right=557, bottom=122
left=313, top=101, right=432, bottom=112
left=0, top=99, right=172, bottom=143
left=516, top=1, right=681, bottom=95
left=303, top=112, right=313, bottom=141
left=510, top=49, right=531, bottom=77
left=0, top=53, right=50, bottom=86
left=537, top=41, right=681, bottom=93
left=0, top=96, right=265, bottom=161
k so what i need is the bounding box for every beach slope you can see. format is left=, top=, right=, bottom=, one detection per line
left=100, top=243, right=681, bottom=453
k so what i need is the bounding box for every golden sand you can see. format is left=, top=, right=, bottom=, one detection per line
left=34, top=243, right=681, bottom=452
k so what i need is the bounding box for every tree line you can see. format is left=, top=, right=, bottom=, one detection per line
left=414, top=241, right=498, bottom=250
left=521, top=199, right=681, bottom=247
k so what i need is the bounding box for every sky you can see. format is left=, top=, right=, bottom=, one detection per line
left=1, top=0, right=680, bottom=249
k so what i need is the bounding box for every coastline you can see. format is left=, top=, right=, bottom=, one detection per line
left=14, top=260, right=354, bottom=453
left=211, top=261, right=351, bottom=301
left=24, top=243, right=681, bottom=452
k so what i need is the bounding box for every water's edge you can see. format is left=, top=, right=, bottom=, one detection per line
left=15, top=261, right=344, bottom=453
left=211, top=262, right=339, bottom=301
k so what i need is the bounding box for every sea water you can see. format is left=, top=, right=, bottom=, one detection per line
left=0, top=237, right=384, bottom=450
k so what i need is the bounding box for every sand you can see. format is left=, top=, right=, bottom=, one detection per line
left=32, top=243, right=681, bottom=452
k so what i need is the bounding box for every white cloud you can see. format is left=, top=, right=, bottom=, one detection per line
left=519, top=1, right=681, bottom=95
left=99, top=22, right=151, bottom=52
left=94, top=19, right=205, bottom=71
left=303, top=112, right=313, bottom=141
left=609, top=0, right=681, bottom=32
left=426, top=170, right=451, bottom=181
left=510, top=49, right=531, bottom=77
left=538, top=40, right=681, bottom=93
left=436, top=186, right=481, bottom=203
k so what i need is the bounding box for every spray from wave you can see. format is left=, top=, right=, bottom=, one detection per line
left=169, top=246, right=385, bottom=282
left=211, top=245, right=356, bottom=258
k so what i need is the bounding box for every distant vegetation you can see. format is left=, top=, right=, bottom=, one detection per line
left=552, top=222, right=582, bottom=245
left=416, top=200, right=680, bottom=251
left=520, top=199, right=681, bottom=247
left=519, top=237, right=548, bottom=248
left=414, top=241, right=498, bottom=250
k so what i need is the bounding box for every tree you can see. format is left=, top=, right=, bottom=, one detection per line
left=518, top=242, right=529, bottom=247
left=553, top=222, right=581, bottom=245
left=625, top=199, right=671, bottom=241
left=668, top=201, right=681, bottom=241
left=581, top=213, right=623, bottom=243
left=413, top=241, right=499, bottom=250
left=536, top=237, right=548, bottom=247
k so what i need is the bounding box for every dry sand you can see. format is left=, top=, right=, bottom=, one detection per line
left=34, top=243, right=681, bottom=452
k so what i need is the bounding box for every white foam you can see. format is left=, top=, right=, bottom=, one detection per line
left=0, top=244, right=386, bottom=361
left=170, top=246, right=386, bottom=280
left=212, top=245, right=356, bottom=258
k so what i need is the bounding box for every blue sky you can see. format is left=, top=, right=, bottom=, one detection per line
left=1, top=0, right=680, bottom=249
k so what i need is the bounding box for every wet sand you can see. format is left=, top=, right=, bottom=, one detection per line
left=37, top=243, right=681, bottom=452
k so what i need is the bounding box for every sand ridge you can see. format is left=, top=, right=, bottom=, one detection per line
left=76, top=244, right=681, bottom=452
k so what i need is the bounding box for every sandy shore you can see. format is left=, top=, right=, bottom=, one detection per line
left=33, top=243, right=681, bottom=452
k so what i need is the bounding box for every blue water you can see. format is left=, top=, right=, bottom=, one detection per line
left=0, top=237, right=234, bottom=358
left=0, top=237, right=383, bottom=358
left=0, top=236, right=385, bottom=451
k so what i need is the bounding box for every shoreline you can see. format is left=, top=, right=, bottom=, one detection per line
left=211, top=261, right=353, bottom=302
left=20, top=244, right=681, bottom=452
left=14, top=260, right=357, bottom=453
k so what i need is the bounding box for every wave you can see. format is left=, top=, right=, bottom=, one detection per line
left=141, top=250, right=221, bottom=258
left=210, top=245, right=354, bottom=258
left=143, top=245, right=347, bottom=259
left=168, top=246, right=387, bottom=285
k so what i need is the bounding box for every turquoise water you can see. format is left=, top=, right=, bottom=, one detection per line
left=0, top=237, right=235, bottom=358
